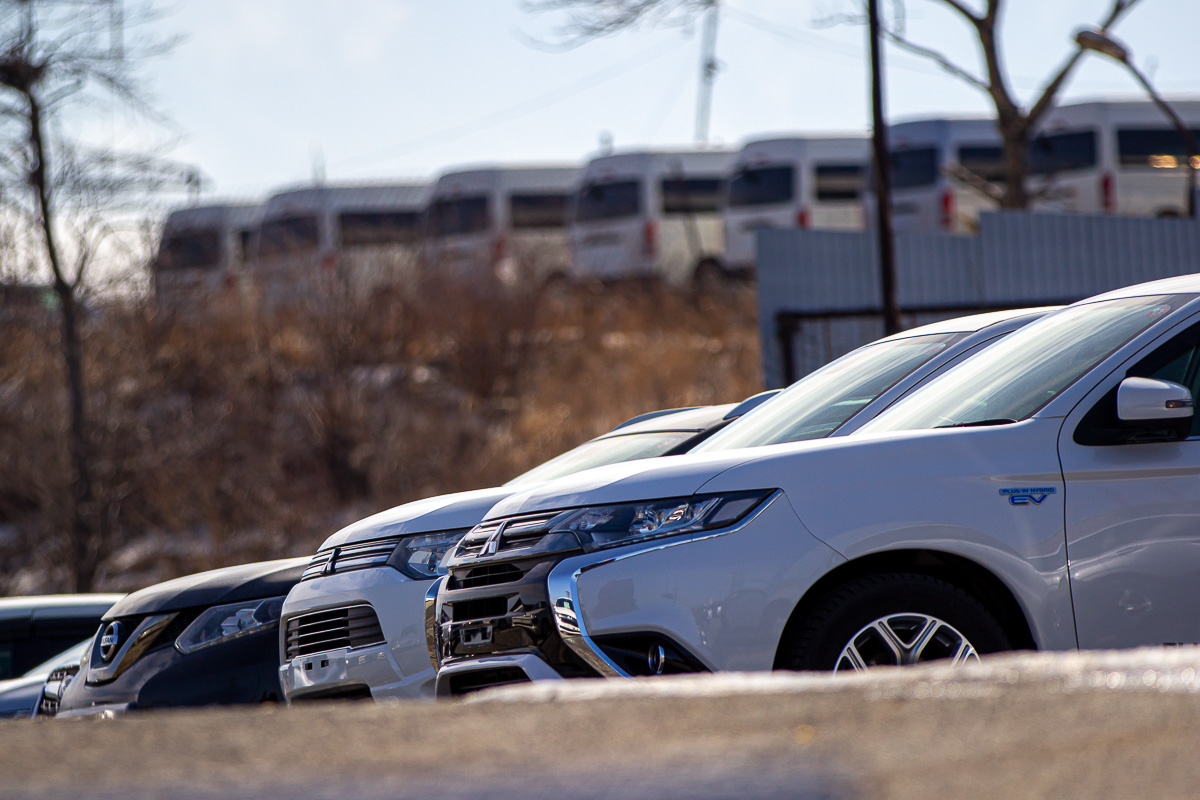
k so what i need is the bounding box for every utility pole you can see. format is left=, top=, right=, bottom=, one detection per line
left=694, top=0, right=720, bottom=146
left=867, top=0, right=902, bottom=335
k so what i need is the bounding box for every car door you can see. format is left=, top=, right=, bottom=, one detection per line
left=1059, top=317, right=1200, bottom=649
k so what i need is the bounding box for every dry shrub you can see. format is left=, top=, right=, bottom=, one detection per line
left=0, top=272, right=760, bottom=593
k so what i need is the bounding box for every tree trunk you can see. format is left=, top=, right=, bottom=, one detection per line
left=997, top=113, right=1032, bottom=210
left=28, top=91, right=99, bottom=592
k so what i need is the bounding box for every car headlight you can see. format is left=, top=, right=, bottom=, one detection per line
left=386, top=529, right=469, bottom=579
left=551, top=490, right=774, bottom=550
left=175, top=596, right=285, bottom=655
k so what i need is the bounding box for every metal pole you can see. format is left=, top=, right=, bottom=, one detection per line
left=694, top=0, right=720, bottom=146
left=867, top=0, right=901, bottom=334
left=1125, top=63, right=1196, bottom=218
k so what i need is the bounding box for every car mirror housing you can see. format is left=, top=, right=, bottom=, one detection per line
left=1116, top=377, right=1193, bottom=440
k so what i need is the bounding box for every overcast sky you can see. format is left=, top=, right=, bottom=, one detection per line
left=134, top=0, right=1198, bottom=202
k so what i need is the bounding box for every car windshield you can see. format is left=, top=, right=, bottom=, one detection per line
left=22, top=639, right=90, bottom=678
left=505, top=430, right=697, bottom=487
left=696, top=333, right=961, bottom=451
left=865, top=294, right=1195, bottom=433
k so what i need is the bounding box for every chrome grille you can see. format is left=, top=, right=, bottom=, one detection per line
left=453, top=563, right=525, bottom=589
left=38, top=664, right=80, bottom=717
left=284, top=605, right=385, bottom=660
left=302, top=536, right=404, bottom=581
left=454, top=512, right=560, bottom=558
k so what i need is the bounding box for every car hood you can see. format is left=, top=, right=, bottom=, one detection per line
left=319, top=486, right=520, bottom=550
left=105, top=558, right=308, bottom=618
left=484, top=447, right=791, bottom=520
left=0, top=676, right=43, bottom=717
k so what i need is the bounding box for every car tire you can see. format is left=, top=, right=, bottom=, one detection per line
left=777, top=572, right=1010, bottom=673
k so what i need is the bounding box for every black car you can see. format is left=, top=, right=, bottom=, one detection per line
left=54, top=558, right=305, bottom=716
left=0, top=594, right=122, bottom=680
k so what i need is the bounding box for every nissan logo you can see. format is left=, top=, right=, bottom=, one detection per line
left=99, top=621, right=124, bottom=662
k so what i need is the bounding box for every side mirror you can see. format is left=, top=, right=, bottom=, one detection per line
left=1117, top=377, right=1193, bottom=440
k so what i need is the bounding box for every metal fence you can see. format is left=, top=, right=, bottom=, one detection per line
left=757, top=211, right=1200, bottom=388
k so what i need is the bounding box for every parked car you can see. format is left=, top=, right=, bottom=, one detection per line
left=0, top=595, right=122, bottom=681
left=0, top=639, right=92, bottom=720
left=722, top=135, right=867, bottom=278
left=425, top=165, right=581, bottom=284
left=433, top=276, right=1200, bottom=693
left=569, top=149, right=734, bottom=286
left=428, top=307, right=1058, bottom=694
left=279, top=395, right=778, bottom=703
left=54, top=559, right=305, bottom=716
left=153, top=203, right=261, bottom=309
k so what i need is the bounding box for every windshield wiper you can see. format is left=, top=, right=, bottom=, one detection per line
left=936, top=418, right=1018, bottom=429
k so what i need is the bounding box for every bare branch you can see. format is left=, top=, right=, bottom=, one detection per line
left=1025, top=0, right=1146, bottom=129
left=881, top=24, right=989, bottom=91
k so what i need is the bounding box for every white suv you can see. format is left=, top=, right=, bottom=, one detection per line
left=431, top=276, right=1200, bottom=694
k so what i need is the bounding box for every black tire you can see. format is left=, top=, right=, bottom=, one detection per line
left=692, top=259, right=727, bottom=291
left=777, top=572, right=1010, bottom=672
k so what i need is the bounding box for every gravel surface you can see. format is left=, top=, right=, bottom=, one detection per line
left=3, top=648, right=1200, bottom=799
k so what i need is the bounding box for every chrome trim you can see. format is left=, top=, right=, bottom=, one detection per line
left=546, top=490, right=782, bottom=679
left=86, top=613, right=175, bottom=684
left=425, top=575, right=447, bottom=670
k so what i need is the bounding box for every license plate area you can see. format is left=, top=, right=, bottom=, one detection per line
left=461, top=625, right=493, bottom=646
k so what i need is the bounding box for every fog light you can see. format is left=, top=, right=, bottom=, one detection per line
left=593, top=634, right=708, bottom=677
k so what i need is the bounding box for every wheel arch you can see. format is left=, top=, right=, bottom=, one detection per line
left=772, top=548, right=1037, bottom=669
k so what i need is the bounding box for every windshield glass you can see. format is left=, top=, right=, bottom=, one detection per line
left=575, top=180, right=641, bottom=222
left=22, top=639, right=90, bottom=678
left=505, top=430, right=696, bottom=486
left=696, top=333, right=961, bottom=451
left=865, top=294, right=1193, bottom=432
left=728, top=165, right=795, bottom=207
left=258, top=216, right=320, bottom=256
left=159, top=230, right=221, bottom=271
left=429, top=196, right=490, bottom=236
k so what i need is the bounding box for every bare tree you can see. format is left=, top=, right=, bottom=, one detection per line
left=0, top=0, right=192, bottom=590
left=531, top=0, right=1146, bottom=209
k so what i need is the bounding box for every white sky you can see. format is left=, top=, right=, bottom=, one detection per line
left=136, top=0, right=1198, bottom=201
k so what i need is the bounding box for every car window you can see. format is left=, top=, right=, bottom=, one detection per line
left=866, top=295, right=1195, bottom=433
left=695, top=333, right=962, bottom=451
left=504, top=431, right=697, bottom=486
left=1075, top=321, right=1200, bottom=444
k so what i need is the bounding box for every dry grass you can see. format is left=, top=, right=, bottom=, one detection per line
left=0, top=277, right=761, bottom=593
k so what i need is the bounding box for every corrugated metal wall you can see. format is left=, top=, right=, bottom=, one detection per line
left=758, top=211, right=1200, bottom=388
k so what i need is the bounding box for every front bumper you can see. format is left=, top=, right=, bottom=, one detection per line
left=433, top=492, right=843, bottom=695
left=279, top=567, right=435, bottom=702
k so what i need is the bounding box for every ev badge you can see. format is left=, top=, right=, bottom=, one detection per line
left=1000, top=487, right=1057, bottom=506
left=99, top=621, right=124, bottom=662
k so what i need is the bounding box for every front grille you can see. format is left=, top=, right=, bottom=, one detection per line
left=454, top=512, right=560, bottom=559
left=38, top=665, right=80, bottom=717
left=284, top=605, right=385, bottom=660
left=302, top=536, right=404, bottom=581
left=453, top=563, right=524, bottom=589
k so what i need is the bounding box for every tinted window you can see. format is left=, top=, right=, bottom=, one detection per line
left=728, top=166, right=794, bottom=207
left=509, top=193, right=570, bottom=229
left=866, top=295, right=1194, bottom=432
left=957, top=145, right=1007, bottom=183
left=505, top=430, right=696, bottom=486
left=696, top=333, right=961, bottom=450
left=1030, top=130, right=1097, bottom=175
left=891, top=147, right=939, bottom=190
left=1117, top=128, right=1200, bottom=169
left=429, top=196, right=490, bottom=236
left=339, top=211, right=422, bottom=246
left=159, top=230, right=221, bottom=271
left=576, top=180, right=641, bottom=222
left=815, top=163, right=865, bottom=201
left=258, top=216, right=320, bottom=257
left=661, top=177, right=723, bottom=214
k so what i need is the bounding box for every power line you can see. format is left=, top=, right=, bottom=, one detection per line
left=333, top=38, right=691, bottom=171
